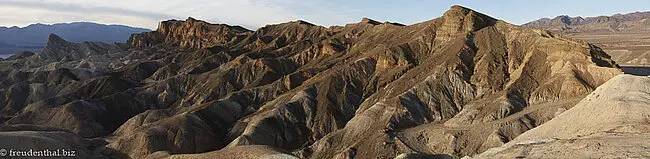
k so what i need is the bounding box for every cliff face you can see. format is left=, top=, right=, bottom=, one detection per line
left=128, top=17, right=252, bottom=49
left=0, top=5, right=624, bottom=159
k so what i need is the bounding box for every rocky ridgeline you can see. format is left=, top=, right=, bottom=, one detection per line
left=0, top=5, right=629, bottom=159
left=523, top=12, right=650, bottom=32
left=128, top=17, right=251, bottom=49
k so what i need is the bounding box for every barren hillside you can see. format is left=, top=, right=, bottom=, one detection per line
left=0, top=5, right=623, bottom=159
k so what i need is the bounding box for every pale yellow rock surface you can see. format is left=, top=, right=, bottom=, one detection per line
left=474, top=74, right=650, bottom=158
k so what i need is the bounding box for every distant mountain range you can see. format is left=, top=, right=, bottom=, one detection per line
left=523, top=11, right=650, bottom=32
left=0, top=22, right=150, bottom=56
left=523, top=11, right=650, bottom=67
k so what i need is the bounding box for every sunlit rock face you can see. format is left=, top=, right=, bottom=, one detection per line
left=473, top=74, right=650, bottom=159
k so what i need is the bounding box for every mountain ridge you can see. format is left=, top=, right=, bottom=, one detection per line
left=0, top=5, right=626, bottom=159
left=523, top=11, right=650, bottom=32
left=1, top=22, right=150, bottom=30
left=0, top=22, right=150, bottom=56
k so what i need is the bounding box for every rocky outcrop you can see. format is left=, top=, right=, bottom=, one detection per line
left=39, top=34, right=126, bottom=62
left=128, top=17, right=251, bottom=49
left=434, top=5, right=497, bottom=44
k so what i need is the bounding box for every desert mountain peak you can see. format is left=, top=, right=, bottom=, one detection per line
left=186, top=16, right=198, bottom=21
left=46, top=33, right=69, bottom=46
left=39, top=33, right=124, bottom=62
left=292, top=20, right=316, bottom=26
left=442, top=5, right=497, bottom=29
left=433, top=5, right=498, bottom=43
left=47, top=33, right=67, bottom=42
left=361, top=17, right=381, bottom=25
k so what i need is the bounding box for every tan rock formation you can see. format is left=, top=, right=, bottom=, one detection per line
left=474, top=74, right=650, bottom=158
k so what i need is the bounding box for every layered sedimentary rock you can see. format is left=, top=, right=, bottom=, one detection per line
left=128, top=17, right=251, bottom=49
left=0, top=5, right=623, bottom=159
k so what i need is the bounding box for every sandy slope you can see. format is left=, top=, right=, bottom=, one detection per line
left=473, top=74, right=650, bottom=158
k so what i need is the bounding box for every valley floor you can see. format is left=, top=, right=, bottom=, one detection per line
left=567, top=31, right=650, bottom=67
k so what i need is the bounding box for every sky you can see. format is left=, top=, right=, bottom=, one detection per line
left=0, top=0, right=649, bottom=30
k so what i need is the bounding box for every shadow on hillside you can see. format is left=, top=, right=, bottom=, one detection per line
left=396, top=153, right=456, bottom=159
left=621, top=66, right=650, bottom=76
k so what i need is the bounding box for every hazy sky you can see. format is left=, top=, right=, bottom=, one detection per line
left=1, top=0, right=649, bottom=30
